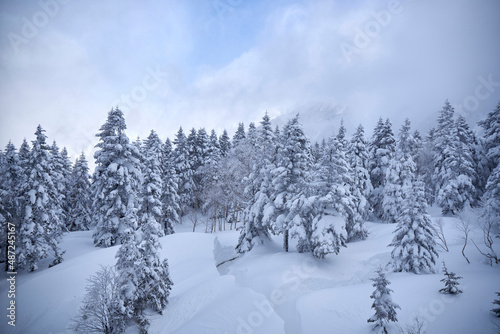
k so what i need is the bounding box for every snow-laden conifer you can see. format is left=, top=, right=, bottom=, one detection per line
left=237, top=113, right=275, bottom=253
left=348, top=124, right=373, bottom=220
left=263, top=115, right=312, bottom=252
left=92, top=108, right=142, bottom=247
left=389, top=180, right=438, bottom=274
left=161, top=138, right=180, bottom=234
left=67, top=153, right=92, bottom=231
left=232, top=122, right=246, bottom=147
left=367, top=267, right=400, bottom=334
left=439, top=262, right=462, bottom=294
left=383, top=119, right=416, bottom=224
left=173, top=127, right=194, bottom=216
left=18, top=125, right=65, bottom=271
left=219, top=129, right=231, bottom=157
left=369, top=118, right=396, bottom=218
left=492, top=291, right=500, bottom=317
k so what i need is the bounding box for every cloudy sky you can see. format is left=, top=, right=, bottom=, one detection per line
left=1, top=0, right=499, bottom=165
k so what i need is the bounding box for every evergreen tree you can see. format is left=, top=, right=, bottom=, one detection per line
left=389, top=180, right=438, bottom=274
left=67, top=153, right=92, bottom=231
left=367, top=267, right=400, bottom=334
left=336, top=119, right=348, bottom=151
left=478, top=101, right=500, bottom=171
left=418, top=128, right=436, bottom=205
left=50, top=141, right=71, bottom=230
left=208, top=129, right=221, bottom=163
left=193, top=128, right=210, bottom=208
left=432, top=100, right=477, bottom=213
left=478, top=102, right=500, bottom=232
left=92, top=108, right=142, bottom=247
left=492, top=291, right=500, bottom=317
left=369, top=118, right=396, bottom=218
left=173, top=127, right=194, bottom=214
left=0, top=141, right=23, bottom=269
left=263, top=115, right=312, bottom=252
left=136, top=132, right=173, bottom=314
left=232, top=122, right=246, bottom=147
left=137, top=212, right=173, bottom=315
left=247, top=122, right=258, bottom=147
left=18, top=125, right=65, bottom=271
left=310, top=212, right=347, bottom=259
left=115, top=229, right=141, bottom=320
left=348, top=124, right=373, bottom=220
left=382, top=119, right=416, bottom=224
left=237, top=113, right=275, bottom=253
left=439, top=262, right=463, bottom=294
left=435, top=114, right=477, bottom=213
left=161, top=138, right=180, bottom=234
left=316, top=130, right=365, bottom=242
left=139, top=130, right=164, bottom=237
left=219, top=129, right=231, bottom=157
left=481, top=163, right=500, bottom=233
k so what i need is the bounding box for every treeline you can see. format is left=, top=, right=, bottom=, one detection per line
left=1, top=100, right=499, bottom=271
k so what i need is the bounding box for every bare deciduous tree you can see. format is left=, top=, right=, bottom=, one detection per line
left=472, top=214, right=499, bottom=266
left=457, top=209, right=474, bottom=264
left=398, top=316, right=427, bottom=334
left=69, top=266, right=125, bottom=334
left=431, top=218, right=449, bottom=252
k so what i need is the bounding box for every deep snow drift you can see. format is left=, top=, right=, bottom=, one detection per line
left=1, top=210, right=499, bottom=334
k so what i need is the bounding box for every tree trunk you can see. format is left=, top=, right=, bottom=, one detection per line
left=283, top=229, right=289, bottom=252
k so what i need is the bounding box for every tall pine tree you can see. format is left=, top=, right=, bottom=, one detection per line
left=92, top=108, right=142, bottom=247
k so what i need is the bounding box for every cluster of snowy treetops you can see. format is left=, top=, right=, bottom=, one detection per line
left=1, top=100, right=499, bottom=273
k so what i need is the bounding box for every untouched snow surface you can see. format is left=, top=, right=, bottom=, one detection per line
left=1, top=211, right=499, bottom=333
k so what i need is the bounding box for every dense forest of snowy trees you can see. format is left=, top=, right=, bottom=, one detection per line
left=1, top=100, right=500, bottom=272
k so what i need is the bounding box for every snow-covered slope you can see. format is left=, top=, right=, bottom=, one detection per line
left=1, top=211, right=499, bottom=333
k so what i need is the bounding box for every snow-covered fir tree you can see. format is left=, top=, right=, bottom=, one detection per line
left=315, top=129, right=365, bottom=243
left=481, top=163, right=500, bottom=234
left=382, top=119, right=416, bottom=224
left=389, top=180, right=438, bottom=274
left=478, top=101, right=500, bottom=174
left=136, top=131, right=173, bottom=314
left=115, top=228, right=142, bottom=320
left=492, top=291, right=500, bottom=317
left=348, top=124, right=373, bottom=220
left=137, top=205, right=173, bottom=315
left=173, top=127, right=195, bottom=216
left=67, top=153, right=92, bottom=231
left=478, top=102, right=500, bottom=232
left=219, top=129, right=231, bottom=157
left=367, top=267, right=400, bottom=334
left=161, top=138, right=180, bottom=235
left=92, top=108, right=142, bottom=247
left=232, top=122, right=246, bottom=147
left=433, top=101, right=477, bottom=213
left=439, top=262, right=463, bottom=294
left=247, top=122, right=258, bottom=147
left=369, top=118, right=396, bottom=218
left=237, top=112, right=275, bottom=253
left=139, top=130, right=164, bottom=237
left=18, top=125, right=65, bottom=271
left=50, top=142, right=72, bottom=230
left=418, top=128, right=436, bottom=205
left=192, top=128, right=210, bottom=208
left=0, top=141, right=23, bottom=268
left=263, top=115, right=312, bottom=252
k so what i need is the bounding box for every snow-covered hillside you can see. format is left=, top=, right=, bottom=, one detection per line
left=1, top=210, right=498, bottom=334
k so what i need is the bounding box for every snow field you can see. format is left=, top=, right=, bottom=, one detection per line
left=0, top=212, right=499, bottom=333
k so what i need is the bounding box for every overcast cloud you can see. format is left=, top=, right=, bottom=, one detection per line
left=1, top=0, right=499, bottom=165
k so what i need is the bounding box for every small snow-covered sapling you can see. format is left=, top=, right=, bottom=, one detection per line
left=439, top=262, right=462, bottom=294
